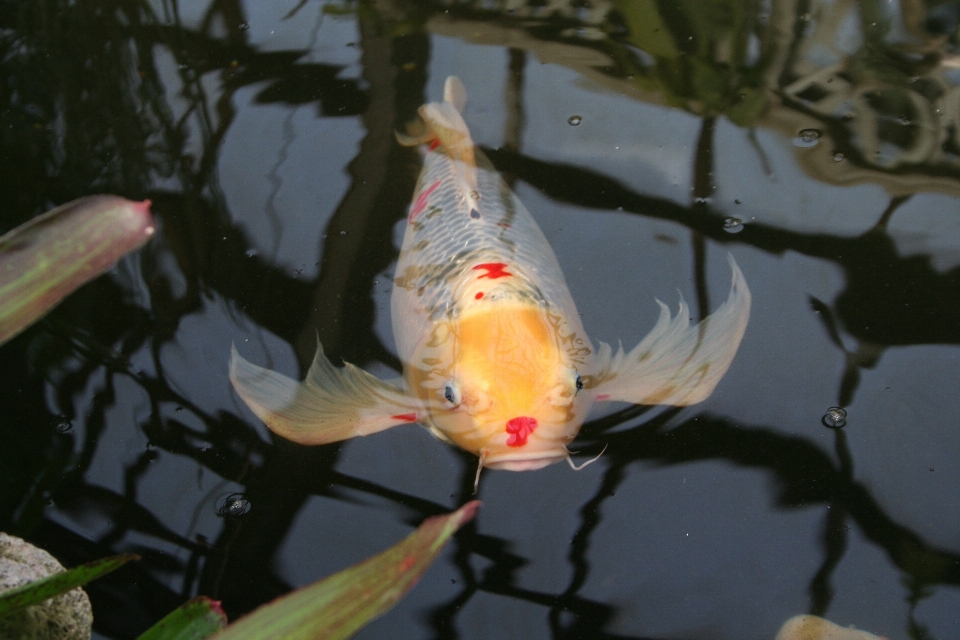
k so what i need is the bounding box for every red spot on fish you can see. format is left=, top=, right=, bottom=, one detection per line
left=473, top=262, right=511, bottom=279
left=596, top=394, right=610, bottom=401
left=475, top=292, right=484, bottom=299
left=506, top=416, right=538, bottom=447
left=496, top=222, right=511, bottom=228
left=409, top=180, right=442, bottom=222
left=427, top=138, right=442, bottom=151
left=392, top=413, right=418, bottom=423
left=399, top=555, right=416, bottom=571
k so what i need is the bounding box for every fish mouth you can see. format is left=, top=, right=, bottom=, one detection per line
left=484, top=452, right=567, bottom=471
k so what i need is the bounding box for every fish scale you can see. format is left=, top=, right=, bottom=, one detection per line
left=392, top=145, right=585, bottom=365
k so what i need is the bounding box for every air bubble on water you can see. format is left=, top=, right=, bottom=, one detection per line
left=218, top=493, right=251, bottom=517
left=245, top=249, right=258, bottom=257
left=723, top=217, right=744, bottom=233
left=833, top=152, right=844, bottom=162
left=53, top=417, right=73, bottom=433
left=793, top=129, right=821, bottom=147
left=568, top=115, right=582, bottom=126
left=734, top=199, right=742, bottom=205
left=339, top=230, right=347, bottom=235
left=238, top=22, right=250, bottom=30
left=822, top=407, right=847, bottom=429
left=897, top=116, right=910, bottom=125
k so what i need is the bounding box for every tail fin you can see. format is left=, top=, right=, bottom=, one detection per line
left=589, top=255, right=751, bottom=406
left=396, top=76, right=477, bottom=188
left=230, top=342, right=420, bottom=445
left=443, top=76, right=467, bottom=112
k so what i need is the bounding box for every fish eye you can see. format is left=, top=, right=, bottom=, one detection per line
left=575, top=373, right=583, bottom=393
left=442, top=380, right=461, bottom=407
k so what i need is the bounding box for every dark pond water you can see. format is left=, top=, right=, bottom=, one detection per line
left=3, top=1, right=960, bottom=638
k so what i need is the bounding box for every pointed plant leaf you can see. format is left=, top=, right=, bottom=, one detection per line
left=0, top=553, right=138, bottom=618
left=0, top=195, right=156, bottom=346
left=136, top=596, right=228, bottom=640
left=214, top=501, right=479, bottom=640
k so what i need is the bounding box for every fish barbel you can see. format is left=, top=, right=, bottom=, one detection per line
left=230, top=76, right=751, bottom=475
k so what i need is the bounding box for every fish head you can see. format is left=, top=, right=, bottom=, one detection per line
left=409, top=303, right=592, bottom=470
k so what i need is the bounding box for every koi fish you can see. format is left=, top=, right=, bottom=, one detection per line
left=774, top=615, right=887, bottom=640
left=230, top=76, right=750, bottom=478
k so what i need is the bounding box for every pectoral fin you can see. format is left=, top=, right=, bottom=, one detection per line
left=590, top=255, right=750, bottom=406
left=230, top=342, right=421, bottom=445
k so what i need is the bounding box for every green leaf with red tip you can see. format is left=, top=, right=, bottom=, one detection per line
left=213, top=501, right=479, bottom=640
left=136, top=596, right=228, bottom=640
left=0, top=553, right=138, bottom=618
left=0, top=195, right=155, bottom=346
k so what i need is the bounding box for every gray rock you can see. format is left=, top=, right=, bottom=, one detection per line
left=0, top=532, right=93, bottom=640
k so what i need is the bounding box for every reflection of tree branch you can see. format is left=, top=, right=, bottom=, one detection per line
left=55, top=482, right=208, bottom=554
left=808, top=296, right=884, bottom=406
left=809, top=429, right=854, bottom=615
left=147, top=193, right=315, bottom=341
left=549, top=462, right=624, bottom=638
left=692, top=115, right=717, bottom=320
left=810, top=500, right=848, bottom=616
left=500, top=48, right=526, bottom=190
left=196, top=5, right=431, bottom=618
left=576, top=415, right=960, bottom=592
left=485, top=147, right=960, bottom=348
left=289, top=25, right=419, bottom=371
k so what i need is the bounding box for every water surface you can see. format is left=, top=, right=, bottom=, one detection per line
left=2, top=1, right=959, bottom=638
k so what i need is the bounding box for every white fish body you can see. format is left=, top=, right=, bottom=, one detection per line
left=230, top=76, right=751, bottom=472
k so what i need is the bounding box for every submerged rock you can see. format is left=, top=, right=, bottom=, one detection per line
left=0, top=532, right=93, bottom=640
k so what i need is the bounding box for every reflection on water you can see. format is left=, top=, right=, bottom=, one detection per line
left=1, top=1, right=959, bottom=638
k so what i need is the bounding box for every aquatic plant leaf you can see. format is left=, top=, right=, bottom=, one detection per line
left=611, top=0, right=679, bottom=58
left=0, top=553, right=138, bottom=618
left=726, top=86, right=767, bottom=128
left=213, top=501, right=479, bottom=640
left=136, top=596, right=227, bottom=640
left=0, top=195, right=155, bottom=346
